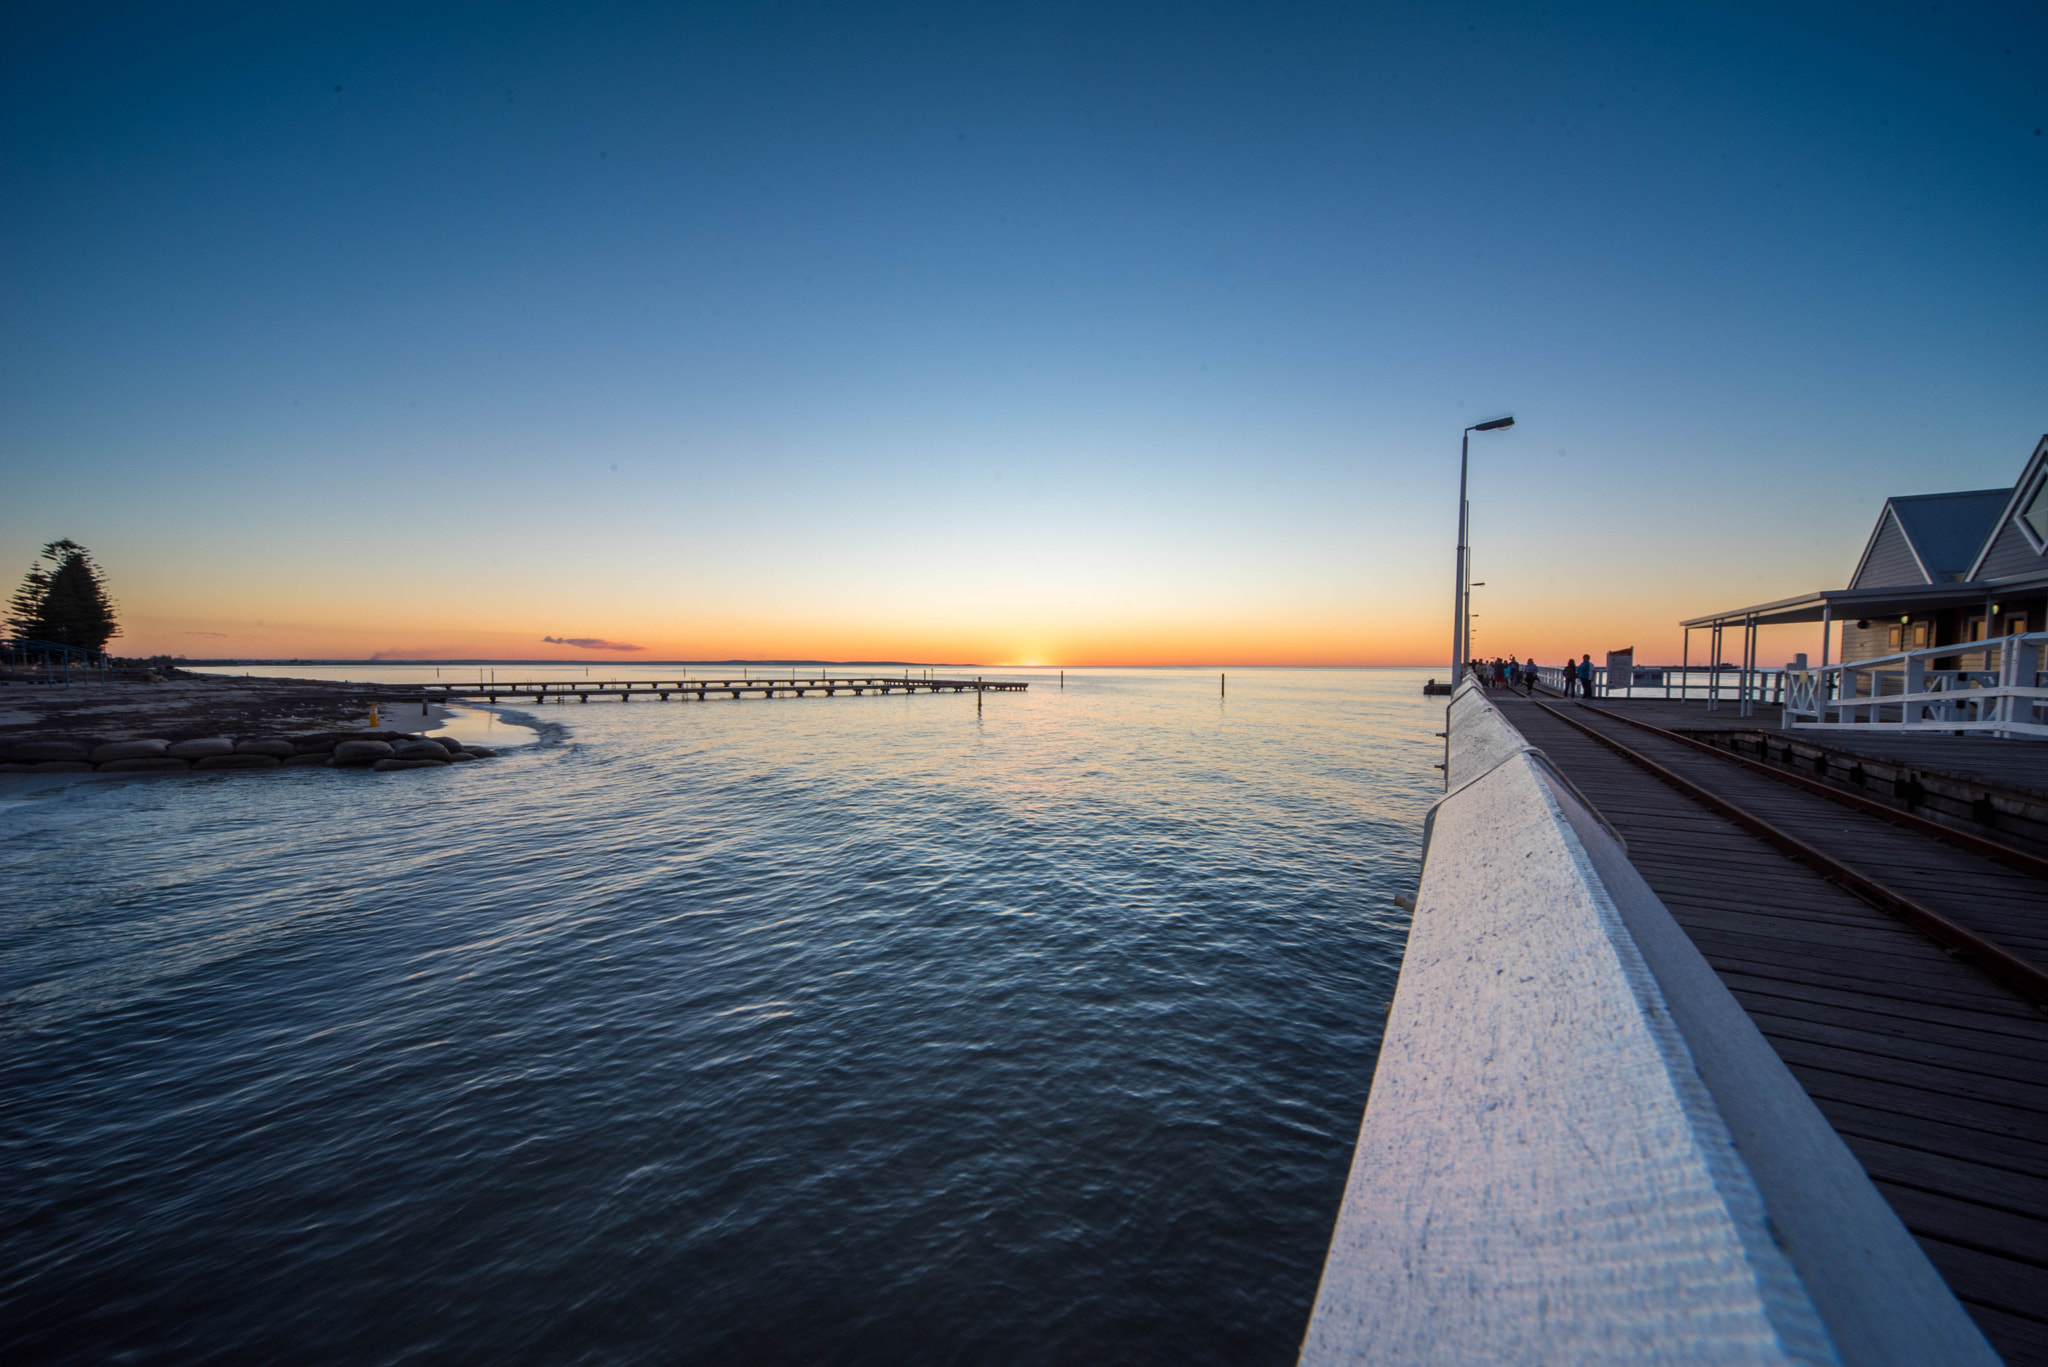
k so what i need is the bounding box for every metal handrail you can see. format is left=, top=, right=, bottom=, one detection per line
left=1468, top=662, right=1791, bottom=706
left=2, top=637, right=112, bottom=684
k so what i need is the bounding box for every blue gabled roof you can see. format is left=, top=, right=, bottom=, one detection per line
left=1887, top=488, right=2010, bottom=582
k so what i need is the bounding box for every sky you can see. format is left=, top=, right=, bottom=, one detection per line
left=3, top=0, right=2044, bottom=666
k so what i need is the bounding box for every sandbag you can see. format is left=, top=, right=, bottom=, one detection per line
left=91, top=739, right=171, bottom=762
left=331, top=740, right=395, bottom=764
left=393, top=741, right=452, bottom=760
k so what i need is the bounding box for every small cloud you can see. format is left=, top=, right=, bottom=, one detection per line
left=183, top=631, right=228, bottom=637
left=543, top=635, right=646, bottom=652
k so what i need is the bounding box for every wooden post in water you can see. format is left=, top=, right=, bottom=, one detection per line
left=1221, top=672, right=1226, bottom=699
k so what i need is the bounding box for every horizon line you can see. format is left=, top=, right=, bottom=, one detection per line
left=164, top=658, right=1453, bottom=670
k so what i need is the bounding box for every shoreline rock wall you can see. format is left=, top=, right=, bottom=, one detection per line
left=0, top=732, right=498, bottom=775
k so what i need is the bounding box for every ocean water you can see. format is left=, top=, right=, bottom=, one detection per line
left=2, top=667, right=1439, bottom=1366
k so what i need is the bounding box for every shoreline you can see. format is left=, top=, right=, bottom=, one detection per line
left=0, top=671, right=541, bottom=778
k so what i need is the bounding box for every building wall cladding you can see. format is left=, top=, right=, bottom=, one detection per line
left=1975, top=516, right=2045, bottom=581
left=1853, top=511, right=1928, bottom=588
left=1838, top=598, right=2043, bottom=668
left=1839, top=619, right=1898, bottom=663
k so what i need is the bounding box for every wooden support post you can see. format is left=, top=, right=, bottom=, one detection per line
left=1709, top=624, right=1722, bottom=711
left=1741, top=615, right=1756, bottom=719
left=1221, top=672, right=1226, bottom=698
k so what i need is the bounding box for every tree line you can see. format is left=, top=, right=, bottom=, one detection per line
left=7, top=540, right=120, bottom=653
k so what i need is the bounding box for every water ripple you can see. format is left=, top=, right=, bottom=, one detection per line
left=0, top=668, right=1437, bottom=1365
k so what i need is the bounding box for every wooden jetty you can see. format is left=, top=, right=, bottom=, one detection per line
left=1490, top=690, right=2048, bottom=1364
left=420, top=675, right=1027, bottom=705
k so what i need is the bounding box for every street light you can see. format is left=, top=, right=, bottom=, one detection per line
left=1452, top=416, right=1514, bottom=681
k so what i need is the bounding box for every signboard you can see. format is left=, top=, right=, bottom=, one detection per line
left=1606, top=649, right=1633, bottom=696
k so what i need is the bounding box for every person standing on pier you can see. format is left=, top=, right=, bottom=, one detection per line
left=1523, top=659, right=1538, bottom=696
left=1561, top=658, right=1577, bottom=697
left=1578, top=654, right=1595, bottom=698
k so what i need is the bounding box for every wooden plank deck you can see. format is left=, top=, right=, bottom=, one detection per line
left=1537, top=692, right=2048, bottom=860
left=1494, top=694, right=2048, bottom=1364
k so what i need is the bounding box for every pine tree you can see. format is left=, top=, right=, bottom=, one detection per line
left=6, top=540, right=119, bottom=652
left=5, top=561, right=50, bottom=640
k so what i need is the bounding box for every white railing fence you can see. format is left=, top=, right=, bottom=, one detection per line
left=1467, top=661, right=1789, bottom=707
left=1782, top=631, right=2048, bottom=739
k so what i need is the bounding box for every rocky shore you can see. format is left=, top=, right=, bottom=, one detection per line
left=0, top=671, right=511, bottom=777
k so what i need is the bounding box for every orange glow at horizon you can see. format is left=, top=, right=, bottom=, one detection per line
left=110, top=598, right=1835, bottom=669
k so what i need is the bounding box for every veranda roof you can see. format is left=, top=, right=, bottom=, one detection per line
left=1680, top=573, right=2048, bottom=630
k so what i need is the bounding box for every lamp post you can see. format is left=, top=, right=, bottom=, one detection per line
left=1452, top=416, right=1514, bottom=682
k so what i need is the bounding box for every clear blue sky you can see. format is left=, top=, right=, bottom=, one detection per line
left=4, top=1, right=2043, bottom=662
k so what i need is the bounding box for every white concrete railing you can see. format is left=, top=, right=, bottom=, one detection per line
left=1299, top=682, right=1996, bottom=1366
left=1783, top=631, right=2048, bottom=739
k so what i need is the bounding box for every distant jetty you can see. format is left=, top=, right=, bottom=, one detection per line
left=424, top=672, right=1027, bottom=704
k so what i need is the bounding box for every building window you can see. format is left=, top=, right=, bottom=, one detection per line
left=2027, top=480, right=2048, bottom=545
left=1912, top=622, right=1930, bottom=648
left=1887, top=624, right=1903, bottom=649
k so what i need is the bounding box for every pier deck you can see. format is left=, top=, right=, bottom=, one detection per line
left=1493, top=694, right=2048, bottom=1364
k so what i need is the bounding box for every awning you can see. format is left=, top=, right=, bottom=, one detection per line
left=1681, top=576, right=2048, bottom=630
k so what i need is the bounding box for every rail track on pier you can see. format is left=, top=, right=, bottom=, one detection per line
left=1533, top=699, right=2048, bottom=1004
left=421, top=675, right=1028, bottom=705
left=1496, top=695, right=2048, bottom=1362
